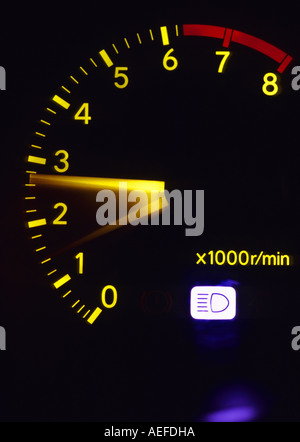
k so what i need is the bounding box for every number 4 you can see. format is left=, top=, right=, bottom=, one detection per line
left=215, top=51, right=231, bottom=73
left=74, top=103, right=91, bottom=125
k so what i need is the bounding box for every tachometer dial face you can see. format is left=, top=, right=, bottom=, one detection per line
left=23, top=23, right=299, bottom=328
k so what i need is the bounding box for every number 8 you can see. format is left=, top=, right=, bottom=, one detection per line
left=262, top=73, right=279, bottom=96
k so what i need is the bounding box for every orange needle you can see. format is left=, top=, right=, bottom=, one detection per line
left=30, top=174, right=165, bottom=192
left=30, top=174, right=168, bottom=253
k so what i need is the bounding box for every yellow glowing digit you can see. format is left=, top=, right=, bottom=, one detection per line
left=101, top=285, right=117, bottom=309
left=75, top=252, right=84, bottom=274
left=114, top=67, right=129, bottom=89
left=215, top=51, right=231, bottom=73
left=74, top=102, right=91, bottom=124
left=54, top=150, right=69, bottom=173
left=53, top=202, right=68, bottom=225
left=262, top=73, right=279, bottom=96
left=163, top=48, right=178, bottom=71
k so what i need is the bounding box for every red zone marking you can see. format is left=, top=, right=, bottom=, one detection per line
left=183, top=24, right=293, bottom=73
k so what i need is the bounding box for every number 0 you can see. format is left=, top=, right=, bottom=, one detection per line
left=101, top=285, right=117, bottom=309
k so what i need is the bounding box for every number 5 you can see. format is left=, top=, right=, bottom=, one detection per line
left=216, top=51, right=231, bottom=73
left=114, top=67, right=129, bottom=89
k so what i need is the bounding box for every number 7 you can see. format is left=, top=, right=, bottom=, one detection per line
left=215, top=51, right=231, bottom=73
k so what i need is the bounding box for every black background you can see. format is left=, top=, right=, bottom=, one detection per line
left=1, top=1, right=300, bottom=422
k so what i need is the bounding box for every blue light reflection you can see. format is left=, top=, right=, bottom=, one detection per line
left=200, top=384, right=264, bottom=422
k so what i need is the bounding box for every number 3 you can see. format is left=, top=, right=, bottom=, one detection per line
left=54, top=150, right=69, bottom=173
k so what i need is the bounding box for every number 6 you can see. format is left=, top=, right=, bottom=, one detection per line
left=163, top=49, right=178, bottom=71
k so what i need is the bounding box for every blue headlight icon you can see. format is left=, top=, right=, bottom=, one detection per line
left=190, top=286, right=236, bottom=320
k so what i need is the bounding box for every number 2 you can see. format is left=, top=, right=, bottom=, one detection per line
left=53, top=202, right=68, bottom=225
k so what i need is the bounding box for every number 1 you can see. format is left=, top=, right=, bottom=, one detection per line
left=75, top=252, right=84, bottom=274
